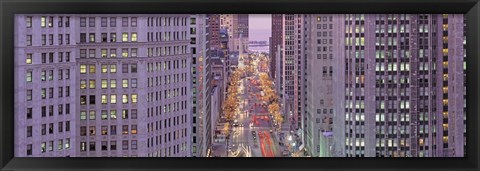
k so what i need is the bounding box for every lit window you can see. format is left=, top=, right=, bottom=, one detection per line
left=110, top=49, right=117, bottom=57
left=132, top=94, right=137, bottom=103
left=122, top=109, right=128, bottom=119
left=26, top=54, right=32, bottom=64
left=26, top=71, right=32, bottom=82
left=443, top=136, right=448, bottom=143
left=89, top=80, right=96, bottom=89
left=80, top=65, right=87, bottom=73
left=80, top=111, right=87, bottom=120
left=101, top=79, right=107, bottom=89
left=443, top=99, right=448, bottom=106
left=122, top=48, right=128, bottom=57
left=122, top=33, right=128, bottom=42
left=110, top=95, right=117, bottom=104
left=110, top=64, right=116, bottom=73
left=89, top=110, right=96, bottom=120
left=101, top=94, right=107, bottom=104
left=101, top=49, right=107, bottom=58
left=80, top=79, right=87, bottom=89
left=131, top=33, right=137, bottom=42
left=101, top=64, right=107, bottom=73
left=110, top=79, right=117, bottom=88
left=41, top=16, right=46, bottom=27
left=110, top=110, right=117, bottom=119
left=26, top=16, right=32, bottom=28
left=122, top=79, right=128, bottom=88
left=89, top=65, right=96, bottom=73
left=122, top=94, right=128, bottom=104
left=131, top=125, right=137, bottom=134
left=101, top=110, right=108, bottom=120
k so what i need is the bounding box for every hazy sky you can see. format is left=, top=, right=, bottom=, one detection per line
left=249, top=14, right=271, bottom=41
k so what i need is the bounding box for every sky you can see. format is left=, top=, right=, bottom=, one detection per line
left=249, top=14, right=271, bottom=42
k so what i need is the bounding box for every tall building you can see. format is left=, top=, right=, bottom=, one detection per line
left=304, top=14, right=339, bottom=157
left=14, top=14, right=193, bottom=157
left=269, top=14, right=283, bottom=79
left=331, top=14, right=465, bottom=157
left=208, top=14, right=221, bottom=50
left=220, top=14, right=249, bottom=53
left=189, top=14, right=212, bottom=157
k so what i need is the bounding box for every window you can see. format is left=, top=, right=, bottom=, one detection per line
left=101, top=94, right=107, bottom=104
left=66, top=121, right=70, bottom=131
left=122, top=79, right=129, bottom=88
left=41, top=142, right=46, bottom=153
left=131, top=79, right=137, bottom=88
left=101, top=17, right=107, bottom=27
left=80, top=49, right=87, bottom=58
left=66, top=52, right=71, bottom=62
left=131, top=109, right=137, bottom=119
left=122, top=125, right=129, bottom=134
left=49, top=34, right=53, bottom=45
left=80, top=17, right=86, bottom=27
left=58, top=34, right=63, bottom=45
left=89, top=17, right=95, bottom=27
left=89, top=142, right=96, bottom=151
left=89, top=80, right=96, bottom=89
left=89, top=95, right=96, bottom=104
left=122, top=33, right=128, bottom=42
left=80, top=142, right=86, bottom=151
left=80, top=95, right=87, bottom=105
left=41, top=124, right=46, bottom=135
left=110, top=110, right=117, bottom=119
left=131, top=64, right=137, bottom=73
left=131, top=17, right=137, bottom=27
left=122, top=17, right=128, bottom=27
left=26, top=16, right=32, bottom=28
left=66, top=34, right=70, bottom=44
left=26, top=35, right=32, bottom=46
left=80, top=33, right=87, bottom=43
left=131, top=32, right=137, bottom=42
left=131, top=140, right=137, bottom=150
left=131, top=48, right=137, bottom=57
left=110, top=17, right=116, bottom=27
left=122, top=94, right=128, bottom=104
left=89, top=126, right=96, bottom=136
left=101, top=110, right=108, bottom=120
left=101, top=141, right=108, bottom=151
left=26, top=108, right=32, bottom=119
left=101, top=33, right=107, bottom=42
left=110, top=49, right=117, bottom=57
left=122, top=64, right=128, bottom=73
left=89, top=65, right=96, bottom=73
left=122, top=109, right=129, bottom=119
left=41, top=88, right=46, bottom=99
left=27, top=126, right=32, bottom=137
left=80, top=65, right=87, bottom=74
left=41, top=70, right=46, bottom=81
left=89, top=33, right=95, bottom=43
left=27, top=144, right=32, bottom=155
left=65, top=138, right=70, bottom=149
left=49, top=123, right=54, bottom=134
left=80, top=80, right=87, bottom=89
left=41, top=16, right=46, bottom=27
left=110, top=95, right=117, bottom=104
left=101, top=79, right=107, bottom=89
left=58, top=121, right=63, bottom=132
left=89, top=110, right=96, bottom=120
left=122, top=48, right=128, bottom=57
left=110, top=79, right=117, bottom=88
left=26, top=71, right=32, bottom=82
left=132, top=94, right=137, bottom=103
left=101, top=49, right=107, bottom=58
left=48, top=141, right=53, bottom=151
left=48, top=70, right=53, bottom=80
left=111, top=140, right=117, bottom=150
left=80, top=111, right=87, bottom=120
left=89, top=49, right=95, bottom=58
left=42, top=34, right=46, bottom=45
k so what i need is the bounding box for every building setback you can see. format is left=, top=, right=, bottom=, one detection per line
left=15, top=14, right=194, bottom=157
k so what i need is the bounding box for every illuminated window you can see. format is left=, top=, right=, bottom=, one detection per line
left=110, top=49, right=117, bottom=57
left=80, top=111, right=87, bottom=120
left=443, top=87, right=448, bottom=94
left=89, top=65, right=96, bottom=73
left=101, top=79, right=107, bottom=89
left=101, top=110, right=108, bottom=120
left=108, top=79, right=116, bottom=89
left=101, top=65, right=107, bottom=73
left=80, top=65, right=87, bottom=73
left=89, top=126, right=96, bottom=136
left=122, top=79, right=128, bottom=88
left=443, top=74, right=448, bottom=81
left=443, top=136, right=448, bottom=143
left=41, top=16, right=46, bottom=27
left=26, top=71, right=32, bottom=82
left=101, top=49, right=107, bottom=58
left=89, top=110, right=96, bottom=120
left=122, top=94, right=128, bottom=104
left=443, top=61, right=448, bottom=68
left=101, top=94, right=107, bottom=104
left=443, top=99, right=448, bottom=106
left=110, top=94, right=117, bottom=104
left=131, top=33, right=137, bottom=42
left=110, top=110, right=117, bottom=119
left=122, top=109, right=129, bottom=119
left=131, top=125, right=137, bottom=134
left=89, top=80, right=96, bottom=89
left=122, top=48, right=128, bottom=57
left=443, top=123, right=449, bottom=130
left=110, top=64, right=116, bottom=73
left=442, top=49, right=448, bottom=56
left=122, top=33, right=128, bottom=42
left=26, top=54, right=32, bottom=64
left=132, top=94, right=137, bottom=103
left=443, top=112, right=448, bottom=118
left=80, top=79, right=87, bottom=89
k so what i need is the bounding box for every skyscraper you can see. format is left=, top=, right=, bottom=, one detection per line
left=220, top=14, right=249, bottom=53
left=15, top=14, right=193, bottom=157
left=269, top=14, right=283, bottom=80
left=331, top=14, right=465, bottom=157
